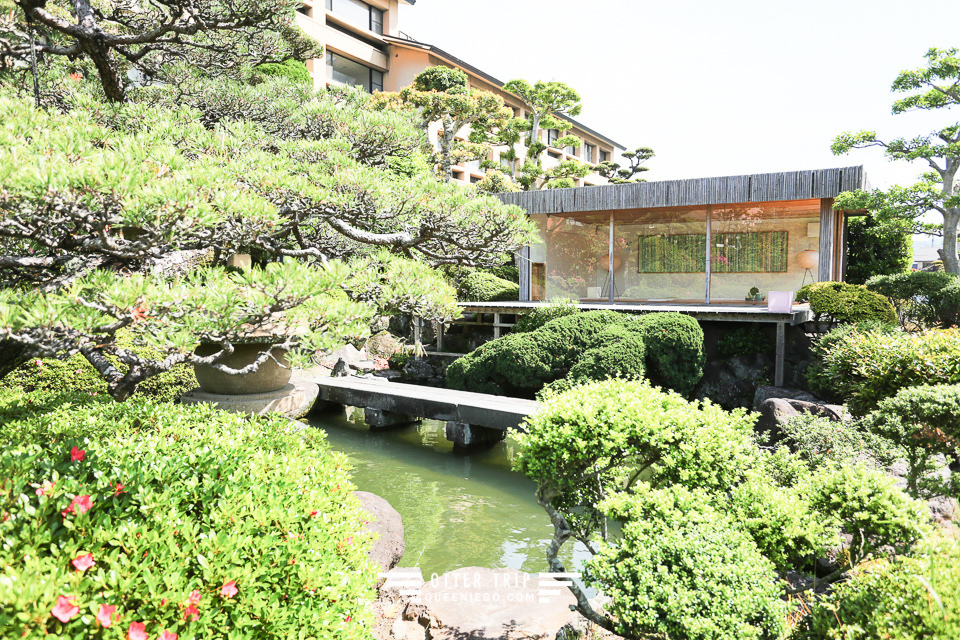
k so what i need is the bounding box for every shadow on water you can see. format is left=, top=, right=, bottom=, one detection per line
left=307, top=407, right=587, bottom=579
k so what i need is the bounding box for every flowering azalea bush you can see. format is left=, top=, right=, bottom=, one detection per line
left=0, top=389, right=376, bottom=639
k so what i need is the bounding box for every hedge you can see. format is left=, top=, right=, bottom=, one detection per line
left=446, top=310, right=703, bottom=398
left=796, top=281, right=897, bottom=326
left=0, top=390, right=376, bottom=639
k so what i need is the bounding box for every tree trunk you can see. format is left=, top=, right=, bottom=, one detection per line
left=68, top=0, right=126, bottom=102
left=940, top=157, right=959, bottom=274
left=440, top=114, right=456, bottom=183
left=83, top=39, right=125, bottom=103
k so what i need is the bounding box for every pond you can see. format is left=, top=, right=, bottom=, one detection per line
left=307, top=409, right=587, bottom=579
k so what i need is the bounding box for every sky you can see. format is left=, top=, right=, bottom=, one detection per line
left=399, top=0, right=960, bottom=191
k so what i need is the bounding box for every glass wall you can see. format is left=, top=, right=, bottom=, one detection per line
left=530, top=214, right=610, bottom=301
left=528, top=198, right=823, bottom=305
left=613, top=206, right=707, bottom=302
left=709, top=199, right=820, bottom=302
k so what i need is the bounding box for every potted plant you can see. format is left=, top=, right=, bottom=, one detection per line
left=745, top=286, right=764, bottom=302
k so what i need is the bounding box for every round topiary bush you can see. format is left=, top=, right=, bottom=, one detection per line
left=796, top=281, right=897, bottom=326
left=456, top=271, right=520, bottom=302
left=511, top=298, right=579, bottom=334
left=0, top=390, right=376, bottom=639
left=635, top=312, right=705, bottom=397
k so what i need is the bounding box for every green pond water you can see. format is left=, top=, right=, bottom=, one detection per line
left=307, top=408, right=586, bottom=579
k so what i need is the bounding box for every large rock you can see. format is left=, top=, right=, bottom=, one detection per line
left=416, top=567, right=578, bottom=640
left=753, top=385, right=820, bottom=410
left=355, top=491, right=405, bottom=573
left=366, top=331, right=403, bottom=359
left=754, top=397, right=847, bottom=443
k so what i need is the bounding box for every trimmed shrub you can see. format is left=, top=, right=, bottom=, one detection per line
left=864, top=384, right=960, bottom=499
left=516, top=379, right=928, bottom=639
left=636, top=312, right=705, bottom=397
left=590, top=497, right=788, bottom=640
left=808, top=326, right=960, bottom=416
left=776, top=413, right=879, bottom=470
left=795, top=539, right=960, bottom=640
left=808, top=464, right=928, bottom=561
left=806, top=321, right=897, bottom=402
left=457, top=271, right=519, bottom=302
left=796, top=281, right=897, bottom=325
left=0, top=389, right=376, bottom=638
left=447, top=311, right=702, bottom=397
left=865, top=270, right=960, bottom=328
left=511, top=297, right=578, bottom=333
left=2, top=331, right=197, bottom=402
left=565, top=326, right=646, bottom=386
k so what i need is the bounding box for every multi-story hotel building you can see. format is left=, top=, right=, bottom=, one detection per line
left=296, top=0, right=624, bottom=187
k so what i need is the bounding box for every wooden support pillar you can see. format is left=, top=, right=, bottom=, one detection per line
left=445, top=421, right=505, bottom=449
left=493, top=313, right=501, bottom=339
left=365, top=408, right=418, bottom=430
left=775, top=322, right=786, bottom=387
left=818, top=198, right=836, bottom=282
left=437, top=323, right=444, bottom=352
left=412, top=317, right=421, bottom=346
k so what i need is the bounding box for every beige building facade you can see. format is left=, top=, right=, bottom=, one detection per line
left=296, top=0, right=624, bottom=187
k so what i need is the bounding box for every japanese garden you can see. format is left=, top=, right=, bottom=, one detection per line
left=0, top=1, right=959, bottom=639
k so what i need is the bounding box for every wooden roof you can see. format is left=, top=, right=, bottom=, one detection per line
left=496, top=166, right=869, bottom=214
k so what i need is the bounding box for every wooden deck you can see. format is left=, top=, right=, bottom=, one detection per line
left=310, top=375, right=538, bottom=432
left=458, top=301, right=812, bottom=326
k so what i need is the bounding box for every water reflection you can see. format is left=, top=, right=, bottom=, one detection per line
left=308, top=409, right=586, bottom=579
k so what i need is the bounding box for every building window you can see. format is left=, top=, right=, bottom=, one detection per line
left=327, top=52, right=383, bottom=92
left=500, top=154, right=514, bottom=171
left=546, top=129, right=560, bottom=147
left=565, top=143, right=577, bottom=157
left=369, top=6, right=384, bottom=33
left=297, top=5, right=312, bottom=17
left=326, top=0, right=384, bottom=34
left=584, top=144, right=595, bottom=163
left=599, top=150, right=610, bottom=163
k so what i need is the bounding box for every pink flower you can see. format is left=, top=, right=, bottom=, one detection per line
left=68, top=73, right=82, bottom=82
left=127, top=621, right=148, bottom=640
left=70, top=446, right=85, bottom=462
left=160, top=598, right=168, bottom=606
left=309, top=510, right=318, bottom=517
left=62, top=494, right=92, bottom=517
left=35, top=480, right=55, bottom=496
left=219, top=581, right=238, bottom=598
left=186, top=590, right=201, bottom=607
left=114, top=483, right=126, bottom=496
left=158, top=631, right=177, bottom=640
left=96, top=604, right=117, bottom=628
left=182, top=605, right=199, bottom=622
left=51, top=596, right=79, bottom=623
left=71, top=553, right=95, bottom=572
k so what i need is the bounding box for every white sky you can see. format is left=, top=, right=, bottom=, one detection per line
left=399, top=0, right=959, bottom=191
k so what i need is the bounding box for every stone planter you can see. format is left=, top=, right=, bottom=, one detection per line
left=193, top=342, right=291, bottom=395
